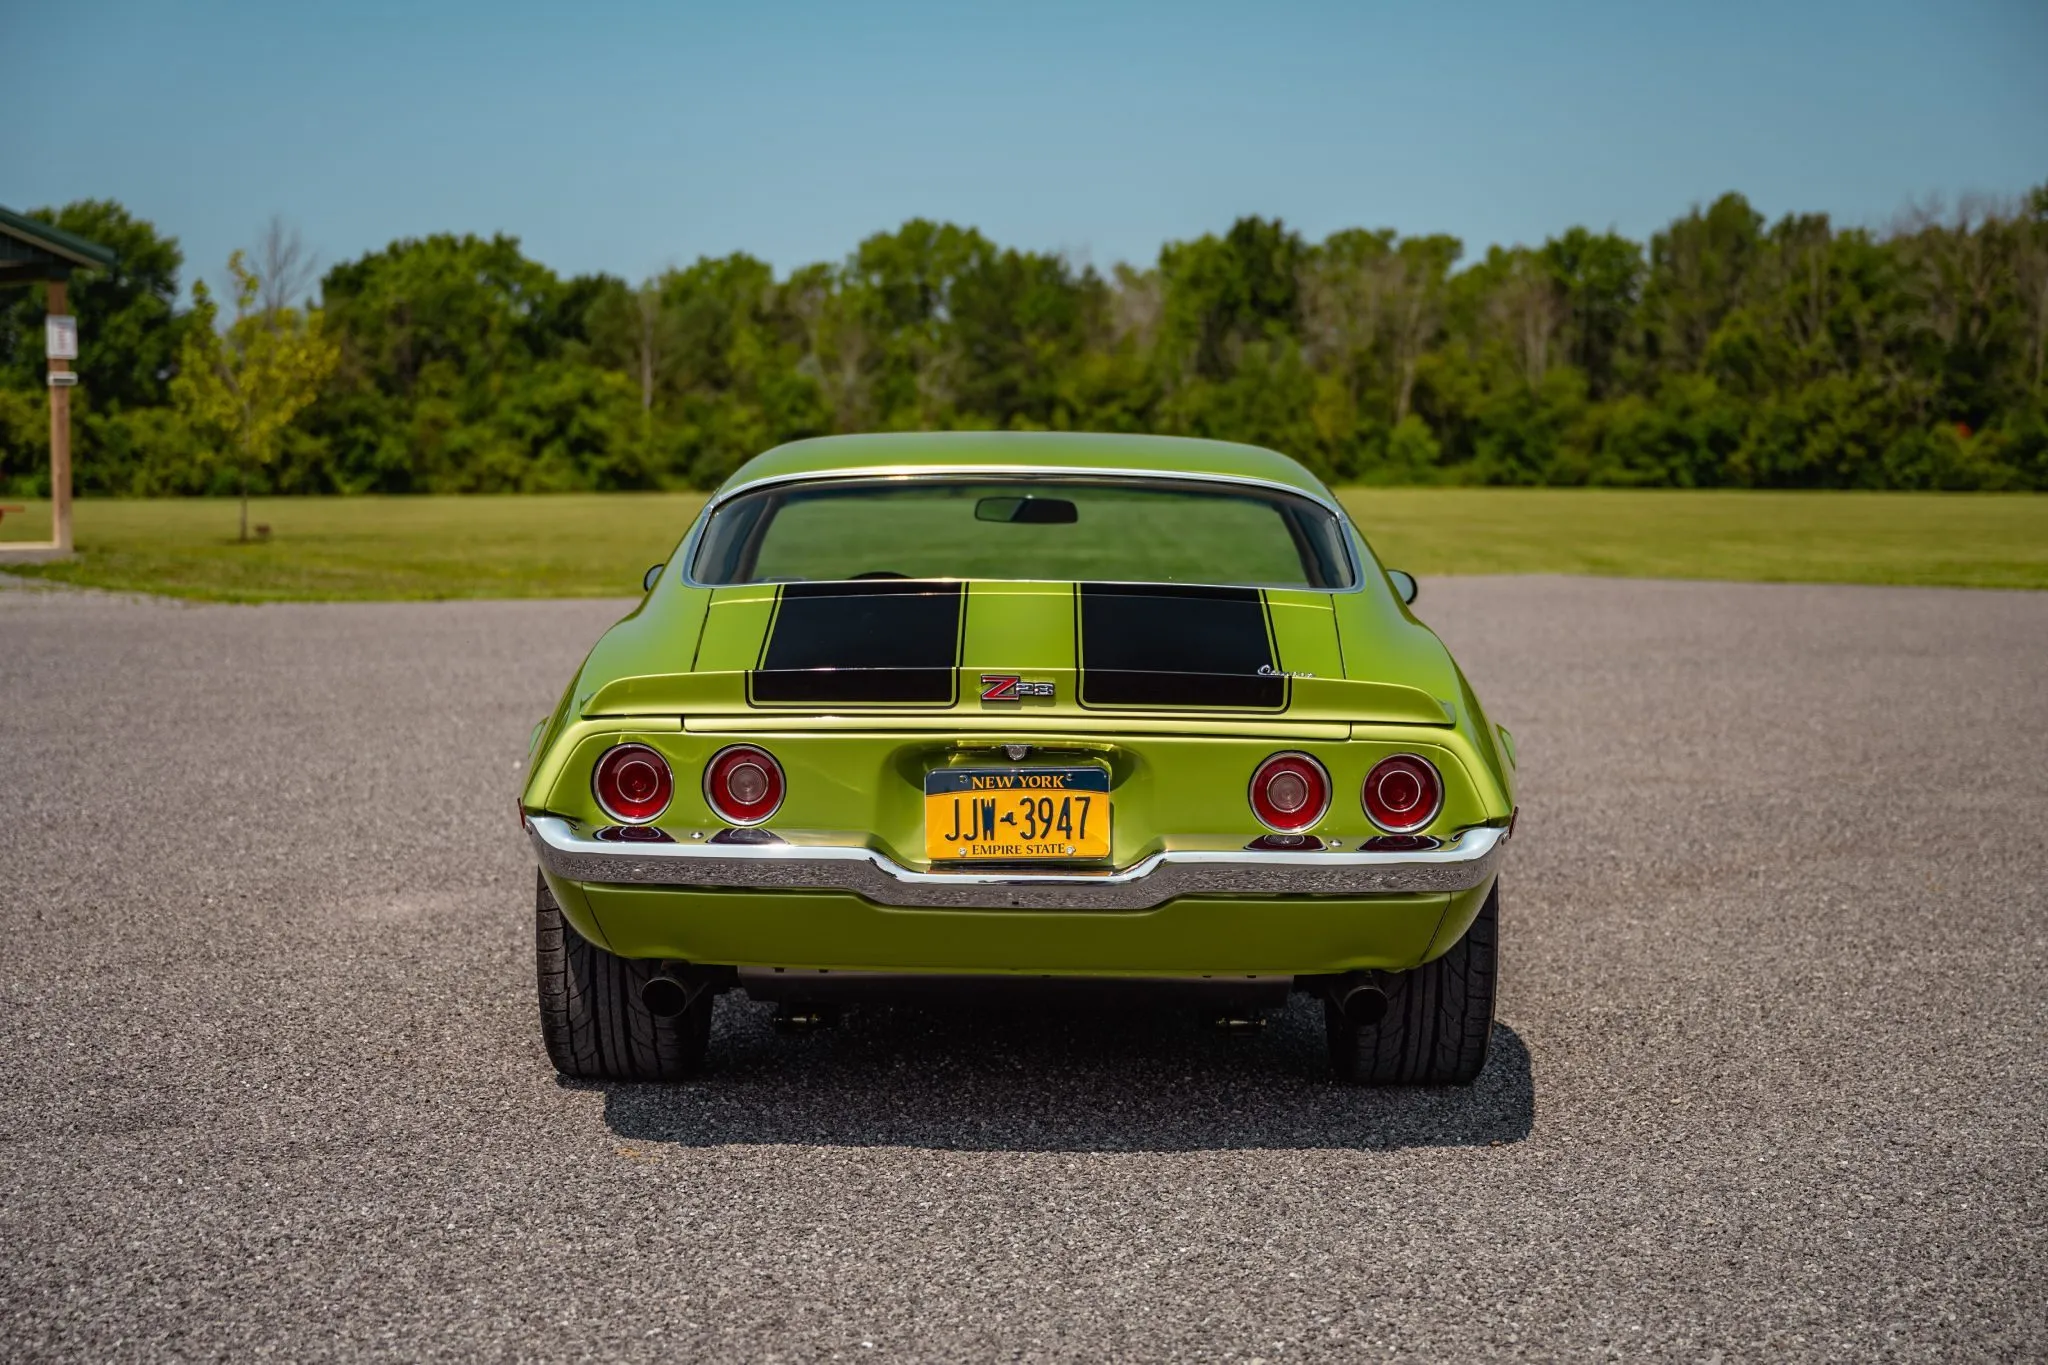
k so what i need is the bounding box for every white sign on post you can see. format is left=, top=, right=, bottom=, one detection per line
left=47, top=315, right=78, bottom=361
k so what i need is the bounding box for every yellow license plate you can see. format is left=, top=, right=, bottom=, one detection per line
left=924, top=767, right=1111, bottom=862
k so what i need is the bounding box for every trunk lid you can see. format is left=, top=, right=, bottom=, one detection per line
left=585, top=581, right=1450, bottom=728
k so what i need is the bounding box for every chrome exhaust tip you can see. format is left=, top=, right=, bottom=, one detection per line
left=641, top=976, right=692, bottom=1019
left=1337, top=982, right=1390, bottom=1026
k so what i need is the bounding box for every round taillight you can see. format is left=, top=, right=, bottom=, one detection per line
left=1248, top=752, right=1331, bottom=833
left=704, top=744, right=785, bottom=826
left=593, top=744, right=673, bottom=825
left=1362, top=754, right=1443, bottom=834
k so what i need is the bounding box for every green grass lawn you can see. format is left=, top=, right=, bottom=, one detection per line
left=0, top=494, right=709, bottom=601
left=1, top=488, right=2042, bottom=601
left=1340, top=488, right=2048, bottom=590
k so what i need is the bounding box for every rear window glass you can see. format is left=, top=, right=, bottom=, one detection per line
left=688, top=477, right=1356, bottom=589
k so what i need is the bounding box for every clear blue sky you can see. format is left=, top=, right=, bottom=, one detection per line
left=7, top=0, right=2044, bottom=289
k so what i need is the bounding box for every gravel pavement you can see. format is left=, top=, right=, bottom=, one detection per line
left=1, top=572, right=2043, bottom=1361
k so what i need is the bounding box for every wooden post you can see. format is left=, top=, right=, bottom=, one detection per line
left=47, top=277, right=73, bottom=554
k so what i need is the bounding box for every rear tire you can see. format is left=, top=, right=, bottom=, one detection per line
left=535, top=870, right=711, bottom=1081
left=1326, top=879, right=1499, bottom=1085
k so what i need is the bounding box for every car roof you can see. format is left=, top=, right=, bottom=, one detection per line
left=716, top=432, right=1336, bottom=506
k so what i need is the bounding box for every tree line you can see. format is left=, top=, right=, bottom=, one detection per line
left=3, top=187, right=2046, bottom=498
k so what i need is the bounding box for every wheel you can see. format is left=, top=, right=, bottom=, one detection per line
left=1325, top=879, right=1499, bottom=1085
left=535, top=870, right=712, bottom=1080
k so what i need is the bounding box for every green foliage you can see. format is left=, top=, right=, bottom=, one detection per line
left=6, top=190, right=2048, bottom=496
left=171, top=251, right=340, bottom=536
left=0, top=200, right=187, bottom=413
left=0, top=384, right=48, bottom=496
left=0, top=201, right=193, bottom=495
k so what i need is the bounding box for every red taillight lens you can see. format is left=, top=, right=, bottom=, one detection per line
left=593, top=744, right=673, bottom=825
left=704, top=745, right=785, bottom=826
left=1362, top=754, right=1443, bottom=833
left=1248, top=752, right=1331, bottom=833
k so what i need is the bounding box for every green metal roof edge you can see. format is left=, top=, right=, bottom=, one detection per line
left=720, top=431, right=1334, bottom=502
left=0, top=205, right=119, bottom=270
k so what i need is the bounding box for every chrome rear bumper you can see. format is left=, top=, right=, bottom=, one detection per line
left=525, top=815, right=1507, bottom=912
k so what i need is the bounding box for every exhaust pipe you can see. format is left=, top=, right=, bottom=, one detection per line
left=1335, top=980, right=1390, bottom=1026
left=641, top=975, right=696, bottom=1019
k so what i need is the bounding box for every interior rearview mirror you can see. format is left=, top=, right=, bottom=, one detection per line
left=1387, top=569, right=1418, bottom=605
left=975, top=496, right=1078, bottom=524
left=643, top=563, right=664, bottom=593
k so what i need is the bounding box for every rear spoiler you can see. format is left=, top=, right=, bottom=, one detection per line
left=583, top=668, right=1453, bottom=727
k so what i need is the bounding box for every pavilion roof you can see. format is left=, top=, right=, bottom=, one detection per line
left=0, top=205, right=118, bottom=283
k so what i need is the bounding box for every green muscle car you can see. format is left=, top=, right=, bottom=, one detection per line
left=524, top=432, right=1515, bottom=1084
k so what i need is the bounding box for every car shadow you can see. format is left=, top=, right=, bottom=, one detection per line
left=584, top=994, right=1535, bottom=1152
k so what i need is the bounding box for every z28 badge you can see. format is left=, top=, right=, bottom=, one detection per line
left=980, top=674, right=1057, bottom=703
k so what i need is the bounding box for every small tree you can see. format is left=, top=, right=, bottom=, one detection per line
left=172, top=250, right=338, bottom=541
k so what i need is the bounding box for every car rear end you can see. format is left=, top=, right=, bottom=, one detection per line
left=524, top=444, right=1515, bottom=1081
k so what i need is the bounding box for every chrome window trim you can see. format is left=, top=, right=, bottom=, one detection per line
left=675, top=467, right=1367, bottom=594
left=526, top=814, right=1506, bottom=912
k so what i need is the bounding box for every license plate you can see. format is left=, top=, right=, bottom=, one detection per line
left=924, top=767, right=1111, bottom=862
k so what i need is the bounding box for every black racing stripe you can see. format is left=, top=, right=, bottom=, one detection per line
left=751, top=667, right=958, bottom=705
left=751, top=580, right=963, bottom=706
left=1077, top=582, right=1285, bottom=709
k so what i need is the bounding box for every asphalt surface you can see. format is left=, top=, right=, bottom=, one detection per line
left=1, top=572, right=2043, bottom=1362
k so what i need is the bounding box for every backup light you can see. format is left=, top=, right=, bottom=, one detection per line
left=705, top=745, right=785, bottom=826
left=1249, top=752, right=1331, bottom=834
